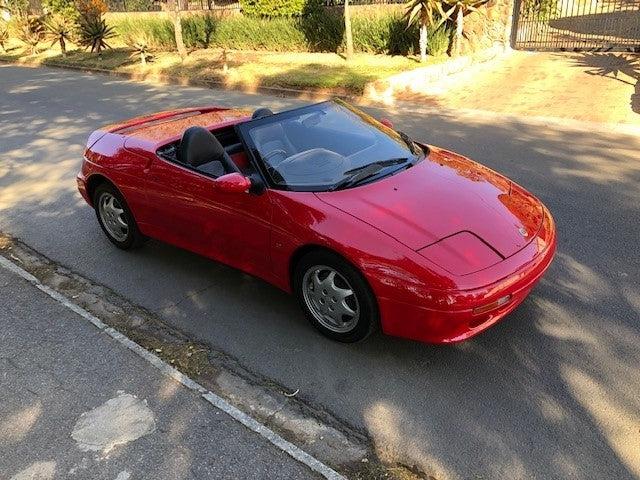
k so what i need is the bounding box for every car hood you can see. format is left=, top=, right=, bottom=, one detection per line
left=315, top=146, right=544, bottom=261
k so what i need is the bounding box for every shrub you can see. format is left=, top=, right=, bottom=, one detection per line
left=78, top=15, right=115, bottom=53
left=0, top=23, right=8, bottom=51
left=239, top=0, right=321, bottom=17
left=42, top=0, right=79, bottom=22
left=107, top=10, right=448, bottom=55
left=211, top=15, right=305, bottom=50
left=44, top=13, right=75, bottom=54
left=181, top=13, right=218, bottom=48
left=114, top=16, right=175, bottom=49
left=13, top=14, right=45, bottom=54
left=297, top=8, right=343, bottom=51
left=123, top=31, right=152, bottom=64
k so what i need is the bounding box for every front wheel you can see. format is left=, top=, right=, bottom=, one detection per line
left=293, top=251, right=378, bottom=342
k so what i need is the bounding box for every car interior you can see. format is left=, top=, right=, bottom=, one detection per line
left=155, top=108, right=278, bottom=178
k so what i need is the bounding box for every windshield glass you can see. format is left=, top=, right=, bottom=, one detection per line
left=243, top=100, right=423, bottom=191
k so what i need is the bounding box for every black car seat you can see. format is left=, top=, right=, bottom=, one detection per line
left=177, top=126, right=239, bottom=177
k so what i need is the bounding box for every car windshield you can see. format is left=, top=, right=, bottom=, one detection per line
left=242, top=100, right=424, bottom=191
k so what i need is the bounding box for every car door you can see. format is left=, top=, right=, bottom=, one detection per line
left=143, top=156, right=274, bottom=281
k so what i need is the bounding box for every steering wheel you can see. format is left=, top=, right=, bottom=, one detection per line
left=263, top=149, right=288, bottom=165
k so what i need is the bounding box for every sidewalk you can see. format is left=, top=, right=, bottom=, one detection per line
left=400, top=51, right=640, bottom=125
left=0, top=266, right=321, bottom=480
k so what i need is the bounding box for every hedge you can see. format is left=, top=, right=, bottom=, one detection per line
left=111, top=11, right=450, bottom=56
left=239, top=0, right=323, bottom=17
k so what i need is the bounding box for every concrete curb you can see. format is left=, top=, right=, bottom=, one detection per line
left=0, top=58, right=358, bottom=102
left=0, top=234, right=421, bottom=480
left=363, top=45, right=510, bottom=104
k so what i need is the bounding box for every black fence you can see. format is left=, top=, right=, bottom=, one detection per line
left=512, top=0, right=640, bottom=50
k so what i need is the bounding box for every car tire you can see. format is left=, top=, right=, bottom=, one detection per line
left=293, top=250, right=378, bottom=342
left=93, top=182, right=146, bottom=250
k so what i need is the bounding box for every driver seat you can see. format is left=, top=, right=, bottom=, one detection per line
left=177, top=126, right=235, bottom=177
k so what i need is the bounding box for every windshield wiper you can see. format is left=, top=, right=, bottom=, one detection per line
left=398, top=130, right=420, bottom=155
left=331, top=157, right=410, bottom=191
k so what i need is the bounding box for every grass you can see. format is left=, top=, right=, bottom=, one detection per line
left=0, top=39, right=443, bottom=94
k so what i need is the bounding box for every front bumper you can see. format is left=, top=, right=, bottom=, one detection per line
left=379, top=209, right=557, bottom=343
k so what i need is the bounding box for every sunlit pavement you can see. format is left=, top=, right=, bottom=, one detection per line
left=0, top=267, right=320, bottom=479
left=1, top=64, right=639, bottom=480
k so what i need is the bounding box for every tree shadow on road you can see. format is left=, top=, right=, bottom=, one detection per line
left=569, top=52, right=640, bottom=115
left=1, top=64, right=640, bottom=480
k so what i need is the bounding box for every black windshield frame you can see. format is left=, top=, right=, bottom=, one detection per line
left=236, top=99, right=423, bottom=192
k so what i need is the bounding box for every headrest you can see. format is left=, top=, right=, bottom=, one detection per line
left=178, top=126, right=225, bottom=168
left=252, top=108, right=274, bottom=120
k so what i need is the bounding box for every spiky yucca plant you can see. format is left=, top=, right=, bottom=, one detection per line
left=438, top=0, right=488, bottom=55
left=77, top=15, right=114, bottom=55
left=404, top=0, right=443, bottom=62
left=15, top=15, right=45, bottom=55
left=0, top=23, right=8, bottom=52
left=125, top=33, right=152, bottom=66
left=44, top=13, right=75, bottom=55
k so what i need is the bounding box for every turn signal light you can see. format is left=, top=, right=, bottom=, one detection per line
left=473, top=295, right=512, bottom=315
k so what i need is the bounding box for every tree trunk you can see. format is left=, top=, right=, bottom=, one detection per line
left=344, top=0, right=353, bottom=60
left=59, top=36, right=66, bottom=55
left=140, top=51, right=146, bottom=66
left=419, top=22, right=428, bottom=62
left=454, top=7, right=463, bottom=56
left=172, top=0, right=187, bottom=59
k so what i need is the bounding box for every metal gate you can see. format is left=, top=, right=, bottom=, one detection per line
left=512, top=0, right=640, bottom=50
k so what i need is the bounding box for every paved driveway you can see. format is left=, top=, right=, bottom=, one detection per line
left=1, top=64, right=639, bottom=480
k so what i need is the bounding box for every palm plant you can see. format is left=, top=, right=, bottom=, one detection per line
left=404, top=0, right=442, bottom=62
left=15, top=14, right=45, bottom=55
left=44, top=13, right=74, bottom=55
left=77, top=15, right=114, bottom=55
left=125, top=33, right=152, bottom=66
left=439, top=0, right=488, bottom=55
left=0, top=23, right=8, bottom=52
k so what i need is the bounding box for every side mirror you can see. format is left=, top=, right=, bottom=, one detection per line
left=380, top=117, right=394, bottom=129
left=213, top=172, right=252, bottom=194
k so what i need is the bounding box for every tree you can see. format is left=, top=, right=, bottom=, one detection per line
left=44, top=13, right=75, bottom=55
left=439, top=0, right=487, bottom=55
left=162, top=0, right=186, bottom=59
left=343, top=0, right=353, bottom=60
left=404, top=0, right=441, bottom=62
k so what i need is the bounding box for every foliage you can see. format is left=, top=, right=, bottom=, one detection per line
left=14, top=14, right=45, bottom=54
left=42, top=0, right=79, bottom=21
left=77, top=0, right=108, bottom=21
left=521, top=0, right=557, bottom=20
left=404, top=0, right=442, bottom=31
left=77, top=14, right=115, bottom=53
left=0, top=22, right=8, bottom=51
left=108, top=11, right=449, bottom=55
left=239, top=0, right=322, bottom=17
left=1, top=0, right=28, bottom=16
left=114, top=15, right=174, bottom=48
left=44, top=13, right=75, bottom=54
left=123, top=30, right=152, bottom=64
left=438, top=0, right=487, bottom=54
left=181, top=12, right=218, bottom=48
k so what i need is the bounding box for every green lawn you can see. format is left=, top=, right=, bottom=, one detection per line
left=0, top=40, right=442, bottom=94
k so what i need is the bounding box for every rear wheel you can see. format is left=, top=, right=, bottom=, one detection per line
left=93, top=183, right=145, bottom=250
left=294, top=250, right=378, bottom=342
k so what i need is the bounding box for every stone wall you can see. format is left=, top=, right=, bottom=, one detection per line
left=455, top=0, right=514, bottom=54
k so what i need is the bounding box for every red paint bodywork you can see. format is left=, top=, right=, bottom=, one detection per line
left=77, top=105, right=557, bottom=344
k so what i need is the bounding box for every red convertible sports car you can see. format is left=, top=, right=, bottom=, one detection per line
left=77, top=99, right=556, bottom=344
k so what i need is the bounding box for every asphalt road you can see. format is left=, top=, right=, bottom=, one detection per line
left=1, top=64, right=639, bottom=480
left=0, top=266, right=320, bottom=480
